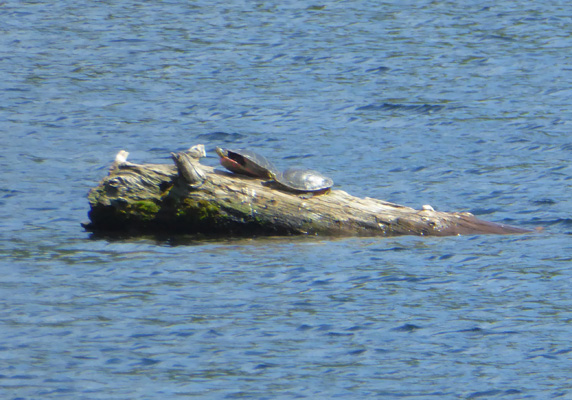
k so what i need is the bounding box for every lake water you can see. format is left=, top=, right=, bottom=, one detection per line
left=2, top=1, right=572, bottom=398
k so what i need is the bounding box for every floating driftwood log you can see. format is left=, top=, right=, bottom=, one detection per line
left=84, top=145, right=531, bottom=237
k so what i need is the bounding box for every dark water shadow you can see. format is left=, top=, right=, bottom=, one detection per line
left=356, top=102, right=450, bottom=115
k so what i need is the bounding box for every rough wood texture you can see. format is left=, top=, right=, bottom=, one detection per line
left=85, top=149, right=532, bottom=237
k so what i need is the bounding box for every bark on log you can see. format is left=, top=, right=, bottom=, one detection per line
left=84, top=147, right=532, bottom=237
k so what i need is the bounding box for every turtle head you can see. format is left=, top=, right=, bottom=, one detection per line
left=215, top=147, right=227, bottom=158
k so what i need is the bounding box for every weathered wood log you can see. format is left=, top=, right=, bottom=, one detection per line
left=84, top=146, right=532, bottom=236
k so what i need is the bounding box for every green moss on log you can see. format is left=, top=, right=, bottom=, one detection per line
left=129, top=200, right=161, bottom=221
left=176, top=198, right=222, bottom=224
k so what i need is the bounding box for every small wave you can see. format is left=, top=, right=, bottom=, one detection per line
left=467, top=389, right=522, bottom=399
left=527, top=217, right=572, bottom=227
left=531, top=198, right=556, bottom=206
left=1, top=188, right=21, bottom=198
left=282, top=153, right=313, bottom=160
left=456, top=327, right=518, bottom=336
left=356, top=103, right=446, bottom=115
left=365, top=66, right=390, bottom=73
left=110, top=38, right=147, bottom=43
left=391, top=323, right=422, bottom=332
left=196, top=131, right=246, bottom=142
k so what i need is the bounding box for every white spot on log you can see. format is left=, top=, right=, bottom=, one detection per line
left=187, top=144, right=206, bottom=158
left=110, top=150, right=133, bottom=172
left=115, top=150, right=129, bottom=164
left=421, top=204, right=435, bottom=211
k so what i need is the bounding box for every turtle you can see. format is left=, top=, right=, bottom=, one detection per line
left=215, top=147, right=278, bottom=179
left=269, top=167, right=334, bottom=194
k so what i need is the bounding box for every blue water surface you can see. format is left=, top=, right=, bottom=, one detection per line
left=1, top=1, right=572, bottom=398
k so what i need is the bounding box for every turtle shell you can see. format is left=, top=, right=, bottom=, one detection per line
left=215, top=147, right=278, bottom=179
left=272, top=168, right=333, bottom=193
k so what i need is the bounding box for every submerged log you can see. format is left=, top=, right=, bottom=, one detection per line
left=84, top=145, right=532, bottom=237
